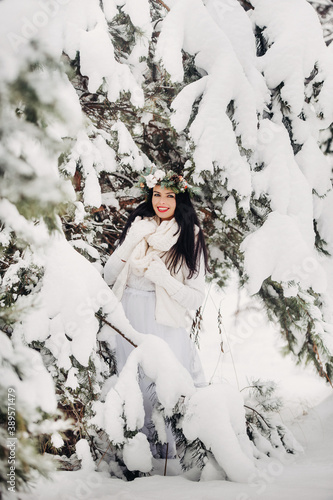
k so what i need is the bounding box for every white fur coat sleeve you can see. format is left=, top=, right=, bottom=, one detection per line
left=145, top=253, right=206, bottom=311
left=103, top=244, right=127, bottom=287
left=169, top=256, right=206, bottom=310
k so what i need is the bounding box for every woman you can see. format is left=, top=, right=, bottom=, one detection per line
left=103, top=167, right=209, bottom=457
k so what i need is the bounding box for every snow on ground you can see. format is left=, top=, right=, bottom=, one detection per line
left=18, top=396, right=333, bottom=500
left=19, top=278, right=333, bottom=500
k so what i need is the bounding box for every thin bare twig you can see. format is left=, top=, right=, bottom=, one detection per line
left=95, top=313, right=138, bottom=348
left=244, top=404, right=270, bottom=428
left=155, top=0, right=170, bottom=11
left=96, top=441, right=112, bottom=468
left=164, top=443, right=169, bottom=476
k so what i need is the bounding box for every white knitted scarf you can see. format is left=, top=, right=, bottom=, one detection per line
left=112, top=217, right=179, bottom=300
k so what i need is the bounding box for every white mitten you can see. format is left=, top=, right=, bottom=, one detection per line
left=145, top=258, right=183, bottom=296
left=117, top=217, right=156, bottom=261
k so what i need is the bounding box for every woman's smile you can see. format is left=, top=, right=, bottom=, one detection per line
left=152, top=185, right=176, bottom=220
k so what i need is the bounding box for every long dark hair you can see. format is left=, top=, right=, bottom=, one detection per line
left=118, top=189, right=209, bottom=278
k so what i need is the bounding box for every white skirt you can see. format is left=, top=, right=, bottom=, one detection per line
left=117, top=287, right=206, bottom=387
left=117, top=287, right=206, bottom=459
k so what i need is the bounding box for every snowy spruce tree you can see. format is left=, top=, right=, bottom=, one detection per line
left=63, top=0, right=333, bottom=386
left=1, top=0, right=333, bottom=489
left=310, top=0, right=333, bottom=44
left=0, top=32, right=79, bottom=494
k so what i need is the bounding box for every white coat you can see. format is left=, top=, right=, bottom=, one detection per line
left=103, top=216, right=205, bottom=328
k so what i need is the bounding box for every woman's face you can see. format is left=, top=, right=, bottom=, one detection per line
left=152, top=185, right=176, bottom=221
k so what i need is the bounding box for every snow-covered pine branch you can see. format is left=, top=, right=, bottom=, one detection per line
left=156, top=0, right=259, bottom=207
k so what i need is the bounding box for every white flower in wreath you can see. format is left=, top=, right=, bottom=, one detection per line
left=145, top=174, right=158, bottom=188
left=154, top=169, right=166, bottom=181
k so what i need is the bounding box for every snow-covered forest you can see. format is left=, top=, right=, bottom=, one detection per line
left=1, top=0, right=333, bottom=498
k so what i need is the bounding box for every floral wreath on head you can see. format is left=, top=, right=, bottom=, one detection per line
left=137, top=165, right=194, bottom=195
